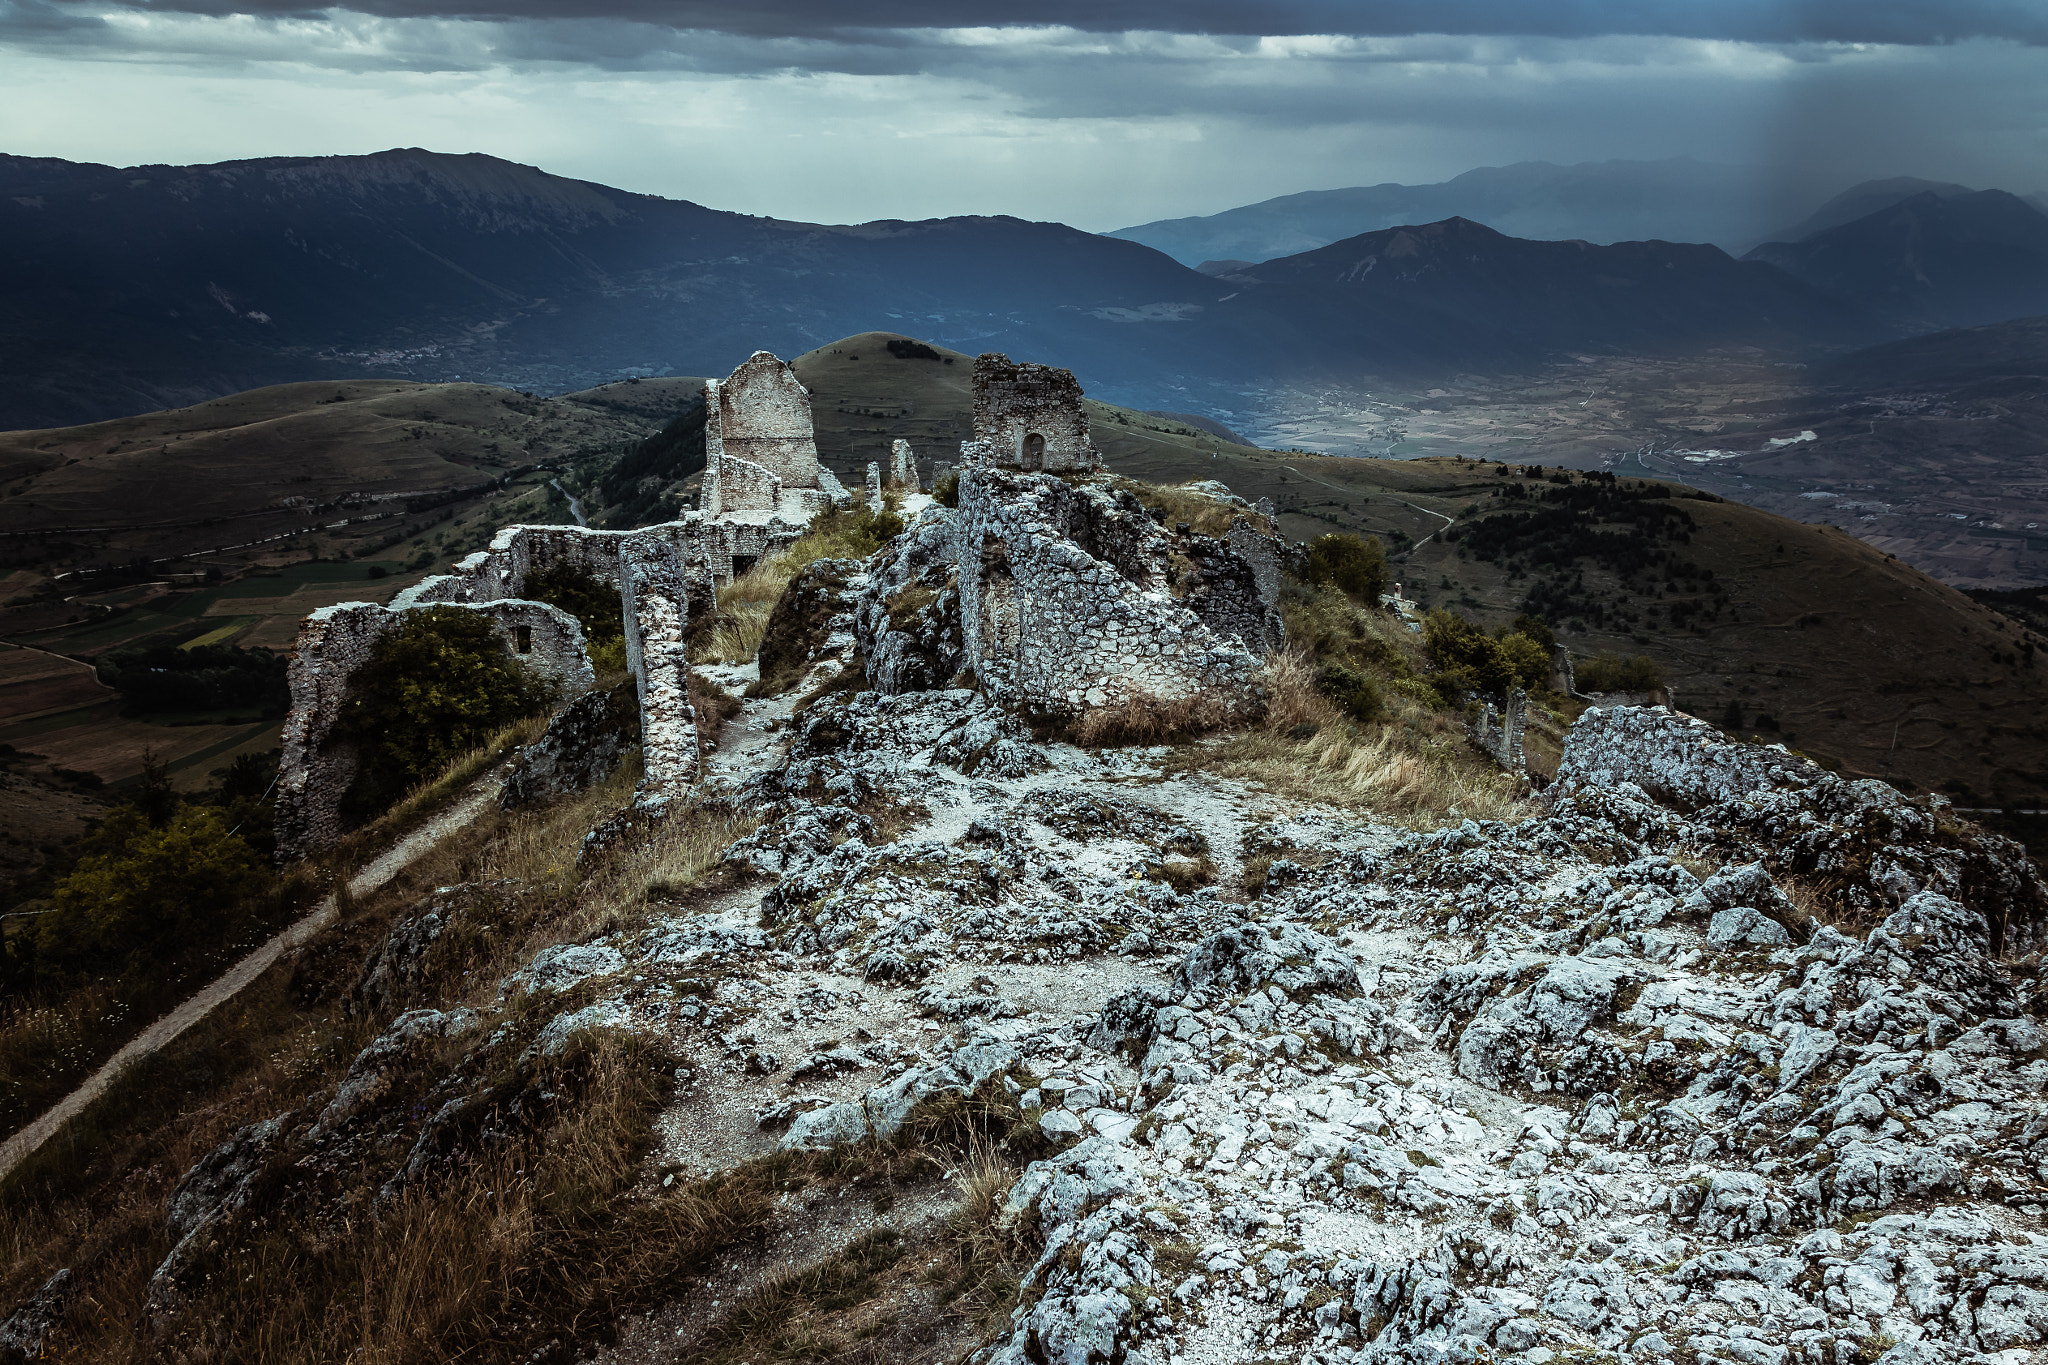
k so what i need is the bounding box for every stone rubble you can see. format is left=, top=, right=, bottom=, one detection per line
left=167, top=427, right=2048, bottom=1365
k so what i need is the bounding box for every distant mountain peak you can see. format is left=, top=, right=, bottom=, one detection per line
left=1743, top=188, right=2048, bottom=330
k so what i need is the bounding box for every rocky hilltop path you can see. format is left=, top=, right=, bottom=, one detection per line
left=0, top=783, right=499, bottom=1183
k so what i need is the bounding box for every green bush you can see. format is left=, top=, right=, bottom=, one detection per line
left=1422, top=609, right=1551, bottom=698
left=1576, top=652, right=1666, bottom=693
left=1315, top=663, right=1386, bottom=723
left=1512, top=613, right=1556, bottom=651
left=1306, top=533, right=1388, bottom=601
left=333, top=606, right=552, bottom=822
left=932, top=471, right=960, bottom=509
left=523, top=561, right=625, bottom=655
left=39, top=805, right=265, bottom=962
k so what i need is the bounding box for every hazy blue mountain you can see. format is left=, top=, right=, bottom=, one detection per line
left=0, top=150, right=1884, bottom=431
left=0, top=148, right=1297, bottom=429
left=1105, top=158, right=1816, bottom=265
left=1757, top=176, right=1976, bottom=245
left=1220, top=216, right=1872, bottom=372
left=1744, top=190, right=2048, bottom=330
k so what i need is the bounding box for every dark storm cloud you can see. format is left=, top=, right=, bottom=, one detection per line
left=35, top=0, right=2048, bottom=45
left=0, top=0, right=104, bottom=34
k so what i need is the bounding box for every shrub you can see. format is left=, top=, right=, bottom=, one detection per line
left=1576, top=652, right=1666, bottom=693
left=38, top=805, right=266, bottom=961
left=332, top=605, right=553, bottom=822
left=1306, top=533, right=1388, bottom=601
left=95, top=644, right=289, bottom=718
left=932, top=471, right=960, bottom=508
left=1316, top=662, right=1386, bottom=723
left=523, top=561, right=624, bottom=646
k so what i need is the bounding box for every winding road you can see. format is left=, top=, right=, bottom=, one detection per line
left=551, top=479, right=589, bottom=528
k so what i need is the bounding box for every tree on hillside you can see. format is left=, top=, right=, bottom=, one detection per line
left=37, top=805, right=265, bottom=964
left=333, top=606, right=552, bottom=821
left=1423, top=609, right=1552, bottom=698
left=1306, top=533, right=1388, bottom=601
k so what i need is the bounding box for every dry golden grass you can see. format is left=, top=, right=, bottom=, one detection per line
left=1173, top=650, right=1533, bottom=825
left=1111, top=476, right=1275, bottom=538
left=689, top=501, right=904, bottom=665
left=1066, top=689, right=1246, bottom=747
left=588, top=804, right=765, bottom=915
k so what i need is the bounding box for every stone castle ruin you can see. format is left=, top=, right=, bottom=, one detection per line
left=276, top=346, right=1290, bottom=857
left=856, top=355, right=1286, bottom=721
left=277, top=351, right=836, bottom=858
left=700, top=351, right=849, bottom=520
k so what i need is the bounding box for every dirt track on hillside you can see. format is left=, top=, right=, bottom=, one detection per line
left=0, top=784, right=499, bottom=1184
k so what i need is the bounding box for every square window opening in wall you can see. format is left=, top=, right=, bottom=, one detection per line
left=730, top=554, right=758, bottom=579
left=515, top=624, right=532, bottom=654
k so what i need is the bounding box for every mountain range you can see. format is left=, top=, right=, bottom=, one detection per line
left=9, top=148, right=2048, bottom=435
left=0, top=148, right=1906, bottom=432
left=1743, top=190, right=2048, bottom=331
left=1107, top=158, right=1821, bottom=264
left=1112, top=160, right=2048, bottom=269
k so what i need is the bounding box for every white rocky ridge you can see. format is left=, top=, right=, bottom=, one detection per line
left=113, top=649, right=2048, bottom=1365
left=97, top=341, right=2048, bottom=1362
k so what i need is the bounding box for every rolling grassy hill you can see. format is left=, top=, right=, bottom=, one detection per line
left=0, top=379, right=667, bottom=573
left=0, top=378, right=684, bottom=796
left=8, top=331, right=2045, bottom=809
left=788, top=333, right=2048, bottom=805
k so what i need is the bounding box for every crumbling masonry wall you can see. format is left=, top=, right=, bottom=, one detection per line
left=279, top=515, right=786, bottom=855
left=701, top=351, right=849, bottom=519
left=620, top=537, right=699, bottom=800
left=950, top=467, right=1267, bottom=717
left=963, top=353, right=1100, bottom=473
left=1473, top=687, right=1528, bottom=773
left=276, top=598, right=592, bottom=857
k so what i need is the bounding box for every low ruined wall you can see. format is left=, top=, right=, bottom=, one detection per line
left=276, top=599, right=592, bottom=859
left=952, top=468, right=1264, bottom=718
left=1473, top=688, right=1528, bottom=773
left=620, top=537, right=699, bottom=798
left=396, top=524, right=635, bottom=607
left=704, top=451, right=783, bottom=517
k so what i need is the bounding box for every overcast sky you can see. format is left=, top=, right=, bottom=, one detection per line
left=2, top=0, right=2044, bottom=229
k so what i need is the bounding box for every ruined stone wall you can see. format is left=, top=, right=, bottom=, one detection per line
left=706, top=351, right=821, bottom=486
left=950, top=468, right=1263, bottom=717
left=277, top=512, right=784, bottom=855
left=888, top=439, right=919, bottom=491
left=967, top=353, right=1100, bottom=473
left=620, top=537, right=700, bottom=799
left=276, top=599, right=592, bottom=858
